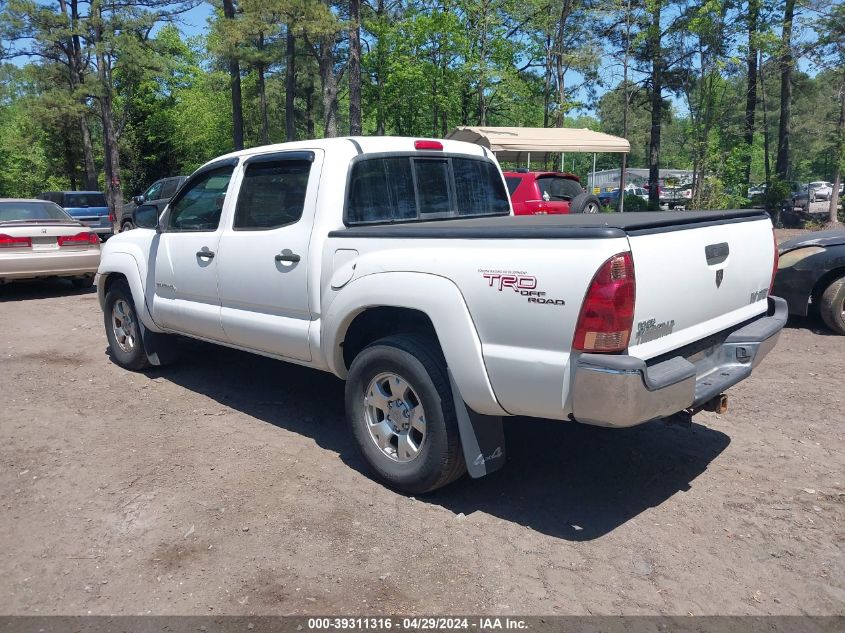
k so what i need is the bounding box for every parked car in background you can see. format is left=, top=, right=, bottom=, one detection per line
left=773, top=230, right=845, bottom=335
left=0, top=199, right=100, bottom=288
left=504, top=170, right=600, bottom=214
left=38, top=191, right=112, bottom=240
left=748, top=183, right=767, bottom=198
left=597, top=186, right=649, bottom=208
left=119, top=176, right=187, bottom=231
left=787, top=181, right=813, bottom=210
left=808, top=181, right=833, bottom=201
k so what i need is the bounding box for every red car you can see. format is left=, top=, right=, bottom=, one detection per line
left=503, top=170, right=601, bottom=215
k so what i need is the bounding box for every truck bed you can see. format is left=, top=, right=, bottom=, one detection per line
left=328, top=210, right=770, bottom=240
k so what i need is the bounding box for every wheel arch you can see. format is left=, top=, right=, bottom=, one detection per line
left=322, top=272, right=507, bottom=417
left=97, top=252, right=161, bottom=332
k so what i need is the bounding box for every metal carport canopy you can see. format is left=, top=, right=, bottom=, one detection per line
left=445, top=126, right=630, bottom=162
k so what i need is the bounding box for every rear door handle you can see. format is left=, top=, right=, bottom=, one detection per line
left=275, top=252, right=301, bottom=263
left=196, top=250, right=215, bottom=259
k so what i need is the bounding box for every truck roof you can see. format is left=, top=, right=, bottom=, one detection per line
left=201, top=137, right=490, bottom=171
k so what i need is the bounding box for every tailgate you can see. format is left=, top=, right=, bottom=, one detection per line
left=626, top=216, right=775, bottom=360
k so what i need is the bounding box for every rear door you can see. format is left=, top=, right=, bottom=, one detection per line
left=216, top=150, right=320, bottom=361
left=626, top=217, right=776, bottom=360
left=152, top=161, right=237, bottom=340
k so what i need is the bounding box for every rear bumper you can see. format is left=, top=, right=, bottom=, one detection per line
left=571, top=296, right=787, bottom=428
left=0, top=250, right=100, bottom=282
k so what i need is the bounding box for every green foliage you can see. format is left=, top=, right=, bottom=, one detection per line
left=0, top=0, right=841, bottom=207
left=617, top=193, right=650, bottom=212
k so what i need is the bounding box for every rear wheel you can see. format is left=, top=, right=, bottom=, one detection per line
left=820, top=277, right=845, bottom=335
left=104, top=280, right=150, bottom=370
left=570, top=192, right=602, bottom=214
left=120, top=220, right=135, bottom=232
left=345, top=334, right=466, bottom=494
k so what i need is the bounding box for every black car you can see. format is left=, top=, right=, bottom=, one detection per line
left=772, top=230, right=845, bottom=335
left=119, top=176, right=187, bottom=231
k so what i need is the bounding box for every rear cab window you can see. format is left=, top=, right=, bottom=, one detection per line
left=346, top=154, right=509, bottom=225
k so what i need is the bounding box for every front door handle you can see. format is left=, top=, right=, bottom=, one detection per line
left=196, top=249, right=215, bottom=259
left=275, top=252, right=301, bottom=263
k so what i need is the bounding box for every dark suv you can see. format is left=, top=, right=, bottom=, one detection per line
left=119, top=176, right=187, bottom=231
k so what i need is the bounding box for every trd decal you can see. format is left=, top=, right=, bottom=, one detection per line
left=479, top=270, right=565, bottom=306
left=482, top=272, right=537, bottom=291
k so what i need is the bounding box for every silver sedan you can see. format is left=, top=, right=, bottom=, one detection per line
left=0, top=199, right=101, bottom=288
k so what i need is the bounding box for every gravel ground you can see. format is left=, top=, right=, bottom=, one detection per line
left=1, top=236, right=843, bottom=616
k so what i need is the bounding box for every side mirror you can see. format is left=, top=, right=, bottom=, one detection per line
left=133, top=195, right=145, bottom=205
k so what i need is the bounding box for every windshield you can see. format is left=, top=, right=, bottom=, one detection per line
left=536, top=176, right=583, bottom=201
left=0, top=201, right=74, bottom=223
left=64, top=192, right=107, bottom=208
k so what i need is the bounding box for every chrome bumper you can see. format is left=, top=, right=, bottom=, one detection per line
left=571, top=296, right=787, bottom=428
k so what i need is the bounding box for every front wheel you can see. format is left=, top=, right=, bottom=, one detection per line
left=820, top=277, right=845, bottom=335
left=104, top=280, right=151, bottom=370
left=345, top=334, right=466, bottom=494
left=120, top=221, right=135, bottom=232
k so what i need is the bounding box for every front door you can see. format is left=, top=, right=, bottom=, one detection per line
left=152, top=161, right=237, bottom=341
left=216, top=150, right=320, bottom=361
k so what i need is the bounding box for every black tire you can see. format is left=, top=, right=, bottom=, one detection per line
left=121, top=220, right=134, bottom=232
left=72, top=275, right=95, bottom=289
left=820, top=277, right=845, bottom=335
left=345, top=334, right=466, bottom=494
left=103, top=280, right=151, bottom=370
left=570, top=192, right=602, bottom=214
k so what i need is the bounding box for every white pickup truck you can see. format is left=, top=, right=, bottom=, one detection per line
left=97, top=137, right=786, bottom=493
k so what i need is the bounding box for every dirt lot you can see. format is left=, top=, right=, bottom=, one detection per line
left=1, top=239, right=843, bottom=616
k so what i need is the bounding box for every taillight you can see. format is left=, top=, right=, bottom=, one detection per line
left=109, top=212, right=115, bottom=223
left=414, top=139, right=443, bottom=151
left=769, top=230, right=779, bottom=294
left=0, top=234, right=32, bottom=248
left=58, top=231, right=99, bottom=246
left=573, top=252, right=636, bottom=353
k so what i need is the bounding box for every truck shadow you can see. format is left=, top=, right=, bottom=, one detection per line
left=427, top=417, right=729, bottom=541
left=0, top=279, right=96, bottom=302
left=144, top=338, right=730, bottom=542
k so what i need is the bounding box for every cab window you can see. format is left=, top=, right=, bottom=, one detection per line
left=167, top=165, right=235, bottom=232
left=234, top=160, right=311, bottom=230
left=144, top=181, right=163, bottom=201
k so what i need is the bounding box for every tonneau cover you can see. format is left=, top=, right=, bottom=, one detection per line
left=329, top=210, right=770, bottom=240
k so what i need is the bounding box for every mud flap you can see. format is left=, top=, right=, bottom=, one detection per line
left=448, top=371, right=506, bottom=478
left=139, top=319, right=178, bottom=367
